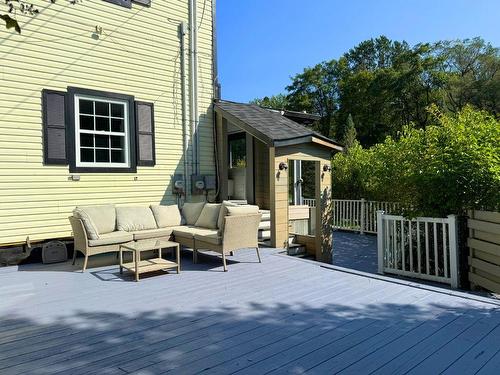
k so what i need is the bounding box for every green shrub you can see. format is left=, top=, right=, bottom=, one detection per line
left=332, top=106, right=500, bottom=217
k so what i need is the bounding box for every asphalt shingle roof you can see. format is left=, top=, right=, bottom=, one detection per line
left=214, top=100, right=340, bottom=148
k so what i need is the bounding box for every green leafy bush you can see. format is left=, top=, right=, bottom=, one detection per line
left=332, top=106, right=500, bottom=217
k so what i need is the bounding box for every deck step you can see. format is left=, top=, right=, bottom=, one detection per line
left=287, top=243, right=306, bottom=256
left=259, top=221, right=271, bottom=230
left=259, top=230, right=271, bottom=240
left=259, top=212, right=271, bottom=221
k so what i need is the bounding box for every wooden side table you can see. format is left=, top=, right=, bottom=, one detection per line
left=119, top=239, right=180, bottom=281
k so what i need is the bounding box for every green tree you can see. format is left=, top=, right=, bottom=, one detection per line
left=434, top=38, right=500, bottom=116
left=286, top=60, right=341, bottom=138
left=341, top=114, right=357, bottom=150
left=263, top=36, right=498, bottom=147
left=250, top=94, right=289, bottom=110
left=332, top=106, right=500, bottom=217
left=337, top=37, right=445, bottom=146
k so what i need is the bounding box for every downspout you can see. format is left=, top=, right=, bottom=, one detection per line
left=212, top=0, right=222, bottom=200
left=179, top=22, right=189, bottom=197
left=189, top=0, right=199, bottom=175
left=212, top=0, right=221, bottom=100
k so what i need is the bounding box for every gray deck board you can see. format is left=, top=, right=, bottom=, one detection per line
left=0, top=248, right=499, bottom=375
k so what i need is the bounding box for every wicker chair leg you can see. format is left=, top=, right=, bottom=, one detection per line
left=193, top=248, right=198, bottom=264
left=82, top=255, right=88, bottom=272
left=256, top=247, right=262, bottom=263
left=222, top=252, right=228, bottom=272
left=72, top=249, right=77, bottom=265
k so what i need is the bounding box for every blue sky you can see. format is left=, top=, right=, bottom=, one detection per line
left=216, top=0, right=500, bottom=103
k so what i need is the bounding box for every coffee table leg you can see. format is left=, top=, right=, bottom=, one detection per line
left=176, top=244, right=181, bottom=273
left=119, top=247, right=123, bottom=274
left=134, top=251, right=139, bottom=282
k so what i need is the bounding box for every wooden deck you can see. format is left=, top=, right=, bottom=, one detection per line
left=1, top=247, right=499, bottom=374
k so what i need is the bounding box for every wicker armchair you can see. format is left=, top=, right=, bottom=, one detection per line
left=69, top=216, right=132, bottom=272
left=193, top=213, right=262, bottom=272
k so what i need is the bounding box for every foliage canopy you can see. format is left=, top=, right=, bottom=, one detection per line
left=254, top=36, right=499, bottom=147
left=331, top=107, right=500, bottom=217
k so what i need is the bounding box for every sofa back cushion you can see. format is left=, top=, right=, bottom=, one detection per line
left=181, top=202, right=206, bottom=225
left=150, top=204, right=183, bottom=228
left=217, top=201, right=238, bottom=230
left=116, top=206, right=158, bottom=232
left=73, top=205, right=116, bottom=240
left=226, top=205, right=260, bottom=216
left=195, top=203, right=221, bottom=229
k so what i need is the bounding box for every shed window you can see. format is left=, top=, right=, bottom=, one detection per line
left=228, top=133, right=246, bottom=168
left=75, top=95, right=130, bottom=168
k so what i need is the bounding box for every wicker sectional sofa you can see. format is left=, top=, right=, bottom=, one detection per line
left=69, top=201, right=262, bottom=272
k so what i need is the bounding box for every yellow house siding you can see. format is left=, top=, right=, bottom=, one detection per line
left=0, top=0, right=215, bottom=246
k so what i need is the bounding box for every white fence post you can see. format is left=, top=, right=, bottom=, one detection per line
left=360, top=198, right=365, bottom=235
left=448, top=214, right=459, bottom=289
left=377, top=210, right=385, bottom=274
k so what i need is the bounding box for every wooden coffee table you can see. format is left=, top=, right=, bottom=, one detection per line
left=119, top=239, right=180, bottom=282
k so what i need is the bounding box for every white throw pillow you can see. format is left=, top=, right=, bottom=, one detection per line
left=150, top=205, right=183, bottom=228
left=116, top=206, right=158, bottom=232
left=181, top=202, right=206, bottom=225
left=195, top=203, right=221, bottom=229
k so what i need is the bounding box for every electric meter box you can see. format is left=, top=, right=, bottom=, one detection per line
left=191, top=175, right=205, bottom=195
left=172, top=174, right=185, bottom=194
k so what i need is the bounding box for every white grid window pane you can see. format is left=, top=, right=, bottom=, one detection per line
left=75, top=95, right=129, bottom=168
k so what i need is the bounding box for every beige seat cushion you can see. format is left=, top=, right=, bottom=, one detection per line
left=217, top=201, right=238, bottom=230
left=88, top=231, right=133, bottom=247
left=173, top=225, right=218, bottom=239
left=73, top=204, right=116, bottom=240
left=181, top=202, right=206, bottom=225
left=131, top=228, right=174, bottom=241
left=116, top=206, right=158, bottom=232
left=150, top=204, right=183, bottom=228
left=195, top=203, right=221, bottom=229
left=194, top=233, right=222, bottom=246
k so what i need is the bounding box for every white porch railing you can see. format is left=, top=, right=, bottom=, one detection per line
left=377, top=211, right=459, bottom=288
left=303, top=198, right=316, bottom=207
left=332, top=199, right=399, bottom=234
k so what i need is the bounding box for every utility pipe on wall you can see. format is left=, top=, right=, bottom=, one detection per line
left=189, top=0, right=199, bottom=175
left=179, top=22, right=189, bottom=195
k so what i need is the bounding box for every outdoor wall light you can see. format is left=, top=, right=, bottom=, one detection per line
left=279, top=162, right=288, bottom=171
left=323, top=164, right=331, bottom=172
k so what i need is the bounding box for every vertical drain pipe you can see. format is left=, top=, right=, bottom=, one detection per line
left=179, top=22, right=189, bottom=196
left=189, top=0, right=199, bottom=175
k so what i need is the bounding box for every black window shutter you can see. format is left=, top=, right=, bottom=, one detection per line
left=42, top=89, right=68, bottom=165
left=135, top=101, right=155, bottom=166
left=102, top=0, right=132, bottom=8
left=132, top=0, right=151, bottom=6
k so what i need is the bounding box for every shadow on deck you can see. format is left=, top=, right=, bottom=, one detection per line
left=1, top=248, right=499, bottom=374
left=333, top=230, right=378, bottom=274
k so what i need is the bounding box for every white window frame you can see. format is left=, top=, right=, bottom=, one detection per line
left=74, top=94, right=130, bottom=169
